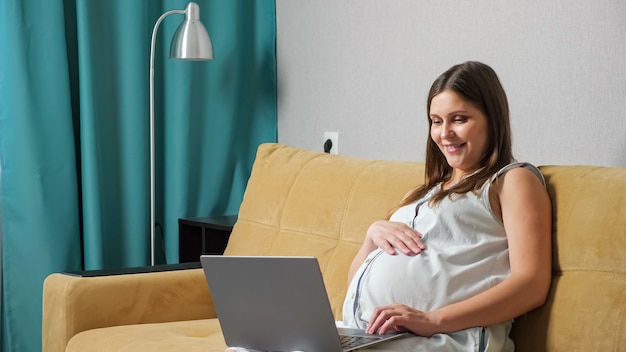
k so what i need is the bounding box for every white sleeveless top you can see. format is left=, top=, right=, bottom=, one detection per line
left=340, top=162, right=544, bottom=352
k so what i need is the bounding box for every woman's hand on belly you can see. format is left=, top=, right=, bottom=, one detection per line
left=366, top=303, right=439, bottom=337
left=367, top=220, right=426, bottom=256
left=348, top=220, right=426, bottom=284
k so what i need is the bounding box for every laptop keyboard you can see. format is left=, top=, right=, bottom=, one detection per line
left=340, top=334, right=381, bottom=349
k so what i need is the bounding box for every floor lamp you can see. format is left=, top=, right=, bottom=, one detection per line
left=150, top=2, right=213, bottom=265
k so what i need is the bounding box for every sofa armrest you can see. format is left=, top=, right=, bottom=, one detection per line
left=42, top=267, right=216, bottom=352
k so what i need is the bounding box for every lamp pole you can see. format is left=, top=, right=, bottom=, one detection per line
left=149, top=2, right=213, bottom=265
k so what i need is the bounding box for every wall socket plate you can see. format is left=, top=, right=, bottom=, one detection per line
left=323, top=132, right=339, bottom=155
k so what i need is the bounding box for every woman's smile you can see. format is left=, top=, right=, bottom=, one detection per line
left=443, top=143, right=466, bottom=154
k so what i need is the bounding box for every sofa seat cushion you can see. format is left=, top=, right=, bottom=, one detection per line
left=66, top=319, right=227, bottom=352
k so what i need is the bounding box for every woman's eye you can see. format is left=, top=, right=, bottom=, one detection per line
left=454, top=116, right=467, bottom=123
left=431, top=119, right=442, bottom=125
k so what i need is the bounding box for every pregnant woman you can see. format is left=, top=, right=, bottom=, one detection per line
left=341, top=61, right=552, bottom=352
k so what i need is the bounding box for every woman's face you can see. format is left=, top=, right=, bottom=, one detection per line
left=429, top=89, right=489, bottom=180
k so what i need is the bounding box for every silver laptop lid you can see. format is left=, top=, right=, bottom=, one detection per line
left=201, top=255, right=344, bottom=352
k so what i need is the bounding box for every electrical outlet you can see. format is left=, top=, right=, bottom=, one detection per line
left=323, top=132, right=339, bottom=155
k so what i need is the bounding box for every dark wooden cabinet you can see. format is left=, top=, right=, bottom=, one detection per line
left=178, top=215, right=237, bottom=262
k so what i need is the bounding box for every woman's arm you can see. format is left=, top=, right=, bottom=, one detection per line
left=367, top=167, right=552, bottom=336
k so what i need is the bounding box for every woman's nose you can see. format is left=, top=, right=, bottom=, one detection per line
left=441, top=124, right=453, bottom=138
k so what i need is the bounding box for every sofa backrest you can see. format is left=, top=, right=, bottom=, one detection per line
left=225, top=143, right=424, bottom=318
left=511, top=165, right=626, bottom=352
left=226, top=143, right=626, bottom=352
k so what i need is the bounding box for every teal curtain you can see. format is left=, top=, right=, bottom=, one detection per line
left=0, top=0, right=277, bottom=351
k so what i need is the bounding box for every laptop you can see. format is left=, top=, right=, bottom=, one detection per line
left=200, top=255, right=408, bottom=352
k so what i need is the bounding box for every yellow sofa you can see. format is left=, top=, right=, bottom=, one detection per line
left=42, top=143, right=626, bottom=352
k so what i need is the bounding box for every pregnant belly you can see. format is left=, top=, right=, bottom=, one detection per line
left=358, top=249, right=443, bottom=312
left=356, top=243, right=506, bottom=316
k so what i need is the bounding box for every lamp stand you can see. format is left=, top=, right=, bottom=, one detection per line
left=149, top=2, right=213, bottom=265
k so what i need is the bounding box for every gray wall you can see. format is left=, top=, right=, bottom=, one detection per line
left=276, top=1, right=626, bottom=167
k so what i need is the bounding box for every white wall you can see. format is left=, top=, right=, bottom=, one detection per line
left=276, top=0, right=626, bottom=167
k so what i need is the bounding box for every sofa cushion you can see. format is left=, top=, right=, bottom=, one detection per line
left=224, top=143, right=425, bottom=319
left=511, top=165, right=626, bottom=352
left=66, top=319, right=227, bottom=352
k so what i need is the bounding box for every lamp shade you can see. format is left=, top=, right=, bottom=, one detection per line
left=169, top=2, right=213, bottom=60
